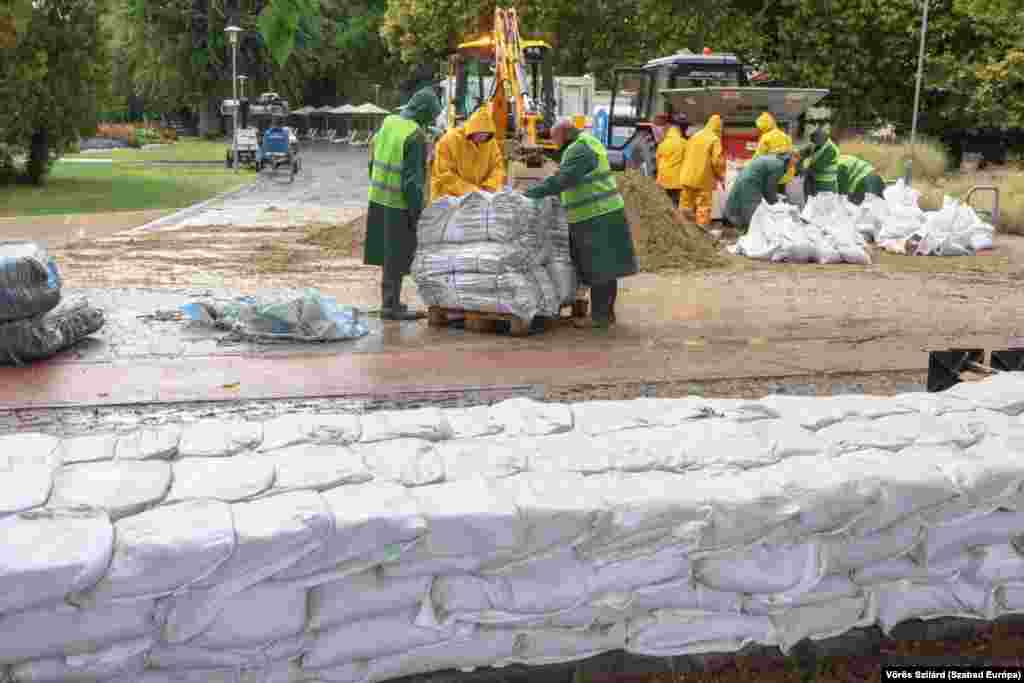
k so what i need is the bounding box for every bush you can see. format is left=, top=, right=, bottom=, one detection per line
left=838, top=137, right=950, bottom=183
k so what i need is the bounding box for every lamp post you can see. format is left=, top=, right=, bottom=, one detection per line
left=238, top=75, right=248, bottom=101
left=374, top=84, right=381, bottom=107
left=225, top=25, right=242, bottom=173
left=906, top=0, right=930, bottom=185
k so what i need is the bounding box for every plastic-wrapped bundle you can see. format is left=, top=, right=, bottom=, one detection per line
left=411, top=242, right=533, bottom=277
left=529, top=266, right=561, bottom=318
left=418, top=192, right=530, bottom=246
left=0, top=241, right=62, bottom=322
left=0, top=298, right=104, bottom=365
left=543, top=198, right=577, bottom=304
left=414, top=272, right=541, bottom=322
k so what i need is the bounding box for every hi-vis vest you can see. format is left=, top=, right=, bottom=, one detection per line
left=561, top=133, right=626, bottom=224
left=369, top=115, right=419, bottom=209
left=837, top=155, right=874, bottom=195
left=806, top=139, right=840, bottom=187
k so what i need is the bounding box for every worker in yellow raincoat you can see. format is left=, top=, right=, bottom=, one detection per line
left=678, top=114, right=725, bottom=226
left=655, top=114, right=687, bottom=206
left=753, top=112, right=796, bottom=188
left=430, top=108, right=506, bottom=201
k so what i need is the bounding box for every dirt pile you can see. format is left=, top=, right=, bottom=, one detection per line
left=303, top=215, right=367, bottom=258
left=617, top=169, right=727, bottom=273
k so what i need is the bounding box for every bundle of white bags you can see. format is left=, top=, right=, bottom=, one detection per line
left=413, top=191, right=573, bottom=322
left=868, top=181, right=995, bottom=256
left=733, top=197, right=872, bottom=265
left=6, top=373, right=1024, bottom=682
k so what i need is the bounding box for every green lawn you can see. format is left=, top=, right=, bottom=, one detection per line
left=68, top=137, right=230, bottom=163
left=0, top=162, right=252, bottom=216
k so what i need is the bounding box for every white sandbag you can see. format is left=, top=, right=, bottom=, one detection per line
left=677, top=419, right=825, bottom=470
left=770, top=595, right=874, bottom=654
left=594, top=428, right=700, bottom=473
left=916, top=510, right=1024, bottom=565
left=274, top=482, right=426, bottom=582
left=0, top=433, right=61, bottom=516
left=529, top=266, right=561, bottom=318
left=852, top=552, right=978, bottom=585
left=415, top=196, right=460, bottom=246
left=185, top=584, right=307, bottom=650
left=871, top=412, right=990, bottom=449
left=411, top=478, right=525, bottom=559
left=744, top=574, right=864, bottom=615
left=953, top=433, right=1024, bottom=508
left=414, top=271, right=542, bottom=322
left=575, top=472, right=711, bottom=561
left=357, top=439, right=444, bottom=487
left=546, top=261, right=577, bottom=306
left=309, top=569, right=432, bottom=631
left=510, top=622, right=627, bottom=665
left=708, top=398, right=782, bottom=423
left=49, top=461, right=172, bottom=520
left=58, top=434, right=117, bottom=464
left=166, top=455, right=275, bottom=503
left=178, top=419, right=262, bottom=457
left=430, top=549, right=593, bottom=624
left=0, top=601, right=158, bottom=665
left=524, top=432, right=614, bottom=475
left=816, top=418, right=917, bottom=453
left=377, top=552, right=485, bottom=580
left=358, top=407, right=452, bottom=443
left=304, top=608, right=464, bottom=668
left=411, top=241, right=533, bottom=276
left=624, top=578, right=738, bottom=615
left=488, top=398, right=574, bottom=436
left=114, top=425, right=182, bottom=461
left=570, top=400, right=658, bottom=436
left=484, top=472, right=603, bottom=568
left=688, top=468, right=802, bottom=551
left=270, top=444, right=373, bottom=492
left=434, top=437, right=528, bottom=481
left=586, top=545, right=691, bottom=598
left=81, top=499, right=235, bottom=604
left=365, top=627, right=522, bottom=682
left=442, top=406, right=503, bottom=440
left=129, top=664, right=299, bottom=683
left=822, top=520, right=924, bottom=572
left=758, top=394, right=915, bottom=431
left=11, top=636, right=152, bottom=683
left=996, top=583, right=1024, bottom=614
left=946, top=373, right=1024, bottom=416
left=0, top=508, right=114, bottom=613
left=974, top=544, right=1024, bottom=585
left=694, top=540, right=824, bottom=595
left=147, top=634, right=311, bottom=671
left=831, top=449, right=962, bottom=537
left=259, top=414, right=361, bottom=452
left=310, top=661, right=368, bottom=683
left=736, top=200, right=801, bottom=261
left=874, top=578, right=992, bottom=634
left=626, top=610, right=775, bottom=657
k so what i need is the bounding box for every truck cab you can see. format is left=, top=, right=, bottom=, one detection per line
left=601, top=50, right=828, bottom=216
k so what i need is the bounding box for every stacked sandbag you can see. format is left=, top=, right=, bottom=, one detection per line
left=0, top=241, right=104, bottom=364
left=540, top=197, right=578, bottom=305
left=872, top=180, right=995, bottom=256
left=733, top=196, right=871, bottom=265
left=413, top=191, right=562, bottom=322
left=7, top=375, right=1024, bottom=682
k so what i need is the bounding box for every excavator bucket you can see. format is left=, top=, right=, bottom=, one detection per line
left=661, top=87, right=829, bottom=126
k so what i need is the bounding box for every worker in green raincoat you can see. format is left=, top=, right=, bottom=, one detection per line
left=523, top=118, right=639, bottom=330
left=723, top=153, right=798, bottom=233
left=836, top=154, right=885, bottom=205
left=364, top=87, right=442, bottom=321
left=800, top=127, right=840, bottom=196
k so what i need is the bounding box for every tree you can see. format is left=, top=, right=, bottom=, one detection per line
left=0, top=0, right=111, bottom=184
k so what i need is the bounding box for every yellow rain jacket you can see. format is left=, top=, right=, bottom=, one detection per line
left=754, top=112, right=795, bottom=184
left=679, top=114, right=725, bottom=191
left=430, top=108, right=506, bottom=201
left=656, top=127, right=686, bottom=190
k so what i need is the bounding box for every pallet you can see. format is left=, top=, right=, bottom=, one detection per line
left=428, top=299, right=589, bottom=337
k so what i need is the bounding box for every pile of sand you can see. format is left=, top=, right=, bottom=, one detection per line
left=303, top=215, right=367, bottom=259
left=617, top=170, right=727, bottom=273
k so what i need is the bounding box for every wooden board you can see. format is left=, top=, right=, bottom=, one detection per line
left=428, top=299, right=588, bottom=337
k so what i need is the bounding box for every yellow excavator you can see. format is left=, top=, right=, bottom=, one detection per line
left=445, top=7, right=560, bottom=169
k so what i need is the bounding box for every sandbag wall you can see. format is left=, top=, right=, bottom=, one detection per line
left=6, top=374, right=1024, bottom=682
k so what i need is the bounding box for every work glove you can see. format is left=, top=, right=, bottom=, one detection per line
left=529, top=197, right=545, bottom=211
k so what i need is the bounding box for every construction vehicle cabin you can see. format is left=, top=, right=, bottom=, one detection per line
left=602, top=49, right=829, bottom=176
left=446, top=8, right=559, bottom=166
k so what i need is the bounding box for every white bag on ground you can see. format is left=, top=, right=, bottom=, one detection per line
left=258, top=413, right=361, bottom=452
left=510, top=622, right=627, bottom=666
left=410, top=478, right=525, bottom=560
left=177, top=419, right=262, bottom=457
left=0, top=508, right=114, bottom=613
left=770, top=595, right=874, bottom=653
left=744, top=574, right=864, bottom=615
left=114, top=425, right=182, bottom=461
left=270, top=443, right=373, bottom=492
left=822, top=520, right=924, bottom=572
left=973, top=543, right=1024, bottom=585
left=0, top=433, right=61, bottom=516
left=627, top=610, right=775, bottom=656
left=11, top=636, right=152, bottom=683
left=80, top=500, right=235, bottom=605
left=433, top=437, right=529, bottom=481
left=365, top=627, right=522, bottom=682
left=184, top=584, right=307, bottom=650
left=630, top=577, right=743, bottom=614
left=694, top=540, right=824, bottom=595
left=357, top=438, right=445, bottom=487
left=49, top=461, right=172, bottom=520
left=915, top=510, right=1024, bottom=565
left=874, top=578, right=993, bottom=634
left=487, top=397, right=574, bottom=436
left=165, top=455, right=275, bottom=503
left=358, top=407, right=452, bottom=443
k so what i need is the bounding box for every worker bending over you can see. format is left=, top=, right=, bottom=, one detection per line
left=724, top=153, right=799, bottom=233
left=524, top=118, right=639, bottom=330
left=800, top=127, right=840, bottom=196
left=655, top=114, right=687, bottom=205
left=836, top=154, right=885, bottom=205
left=678, top=114, right=725, bottom=227
left=364, top=87, right=442, bottom=321
left=430, top=108, right=505, bottom=200
left=753, top=111, right=796, bottom=188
